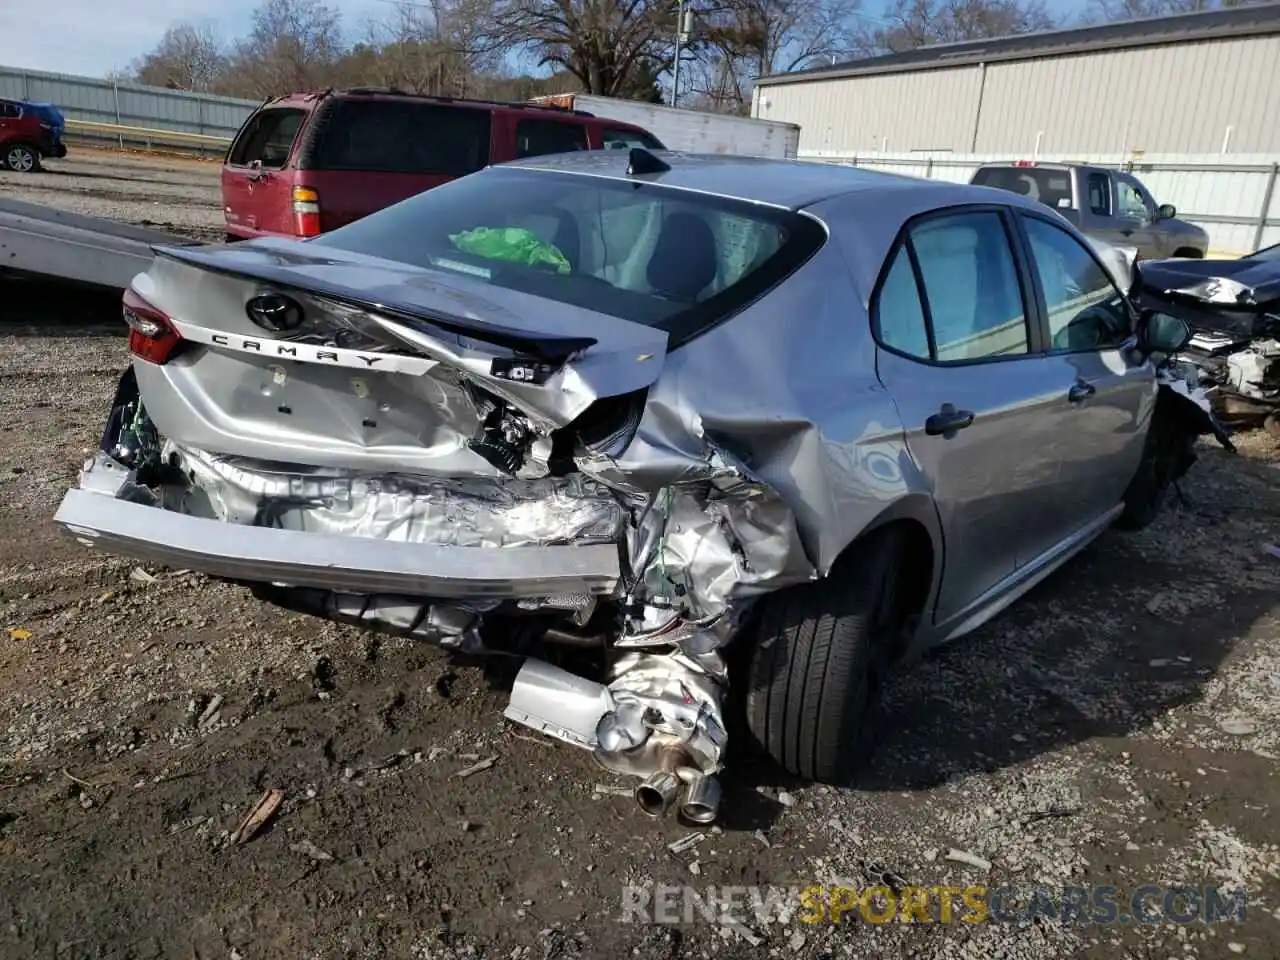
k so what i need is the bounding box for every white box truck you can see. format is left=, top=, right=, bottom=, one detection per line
left=529, top=94, right=801, bottom=159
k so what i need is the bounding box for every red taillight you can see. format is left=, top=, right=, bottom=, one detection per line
left=123, top=286, right=182, bottom=365
left=292, top=186, right=321, bottom=237
left=1012, top=159, right=1036, bottom=167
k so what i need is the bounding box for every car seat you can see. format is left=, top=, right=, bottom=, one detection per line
left=646, top=212, right=718, bottom=302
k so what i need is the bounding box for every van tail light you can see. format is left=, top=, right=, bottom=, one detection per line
left=123, top=287, right=183, bottom=365
left=292, top=186, right=322, bottom=237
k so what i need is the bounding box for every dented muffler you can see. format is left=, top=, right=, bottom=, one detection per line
left=504, top=653, right=728, bottom=823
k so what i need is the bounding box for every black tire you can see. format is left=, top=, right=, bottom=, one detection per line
left=1173, top=248, right=1204, bottom=259
left=745, top=526, right=907, bottom=784
left=3, top=143, right=39, bottom=173
left=1116, top=402, right=1191, bottom=530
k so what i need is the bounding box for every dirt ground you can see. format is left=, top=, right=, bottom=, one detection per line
left=0, top=149, right=1279, bottom=960
left=0, top=146, right=224, bottom=243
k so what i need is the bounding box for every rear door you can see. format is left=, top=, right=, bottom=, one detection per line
left=872, top=206, right=1091, bottom=623
left=1015, top=210, right=1153, bottom=523
left=302, top=99, right=493, bottom=231
left=0, top=100, right=19, bottom=146
left=509, top=116, right=589, bottom=159
left=222, top=107, right=307, bottom=238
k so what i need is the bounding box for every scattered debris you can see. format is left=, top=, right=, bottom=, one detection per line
left=129, top=567, right=157, bottom=584
left=719, top=918, right=762, bottom=947
left=592, top=783, right=633, bottom=798
left=232, top=788, right=284, bottom=844
left=62, top=769, right=103, bottom=791
left=311, top=656, right=335, bottom=693
left=452, top=755, right=497, bottom=779
left=7, top=627, right=30, bottom=642
left=368, top=749, right=409, bottom=772
left=687, top=860, right=701, bottom=875
left=1023, top=805, right=1082, bottom=826
left=427, top=746, right=450, bottom=761
left=1220, top=717, right=1260, bottom=736
left=945, top=848, right=993, bottom=872
left=667, top=833, right=706, bottom=856
left=1262, top=544, right=1280, bottom=560
left=777, top=790, right=797, bottom=808
left=754, top=829, right=772, bottom=849
left=288, top=839, right=334, bottom=862
left=196, top=694, right=224, bottom=730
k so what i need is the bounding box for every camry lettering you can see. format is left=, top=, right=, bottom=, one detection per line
left=174, top=320, right=431, bottom=375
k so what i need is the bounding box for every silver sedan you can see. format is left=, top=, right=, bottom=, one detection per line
left=56, top=149, right=1203, bottom=824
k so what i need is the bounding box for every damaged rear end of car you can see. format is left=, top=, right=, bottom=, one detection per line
left=55, top=161, right=837, bottom=824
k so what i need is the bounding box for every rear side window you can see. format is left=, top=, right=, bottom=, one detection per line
left=228, top=108, right=305, bottom=168
left=0, top=101, right=20, bottom=119
left=515, top=119, right=588, bottom=159
left=873, top=211, right=1030, bottom=362
left=1087, top=173, right=1111, bottom=216
left=313, top=100, right=491, bottom=175
left=311, top=166, right=824, bottom=339
left=972, top=167, right=1074, bottom=211
left=601, top=127, right=666, bottom=151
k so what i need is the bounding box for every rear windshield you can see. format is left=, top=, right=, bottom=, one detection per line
left=312, top=99, right=492, bottom=176
left=310, top=166, right=824, bottom=340
left=972, top=166, right=1075, bottom=211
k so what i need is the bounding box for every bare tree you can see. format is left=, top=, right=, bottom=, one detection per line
left=128, top=24, right=229, bottom=92
left=686, top=0, right=864, bottom=113
left=222, top=0, right=346, bottom=98
left=1085, top=0, right=1261, bottom=21
left=492, top=0, right=678, bottom=97
left=858, top=0, right=1056, bottom=53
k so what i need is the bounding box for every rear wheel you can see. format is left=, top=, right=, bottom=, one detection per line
left=4, top=144, right=39, bottom=173
left=1173, top=247, right=1204, bottom=259
left=745, top=526, right=908, bottom=784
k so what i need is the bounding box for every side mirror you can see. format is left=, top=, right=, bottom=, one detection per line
left=1156, top=203, right=1176, bottom=220
left=1141, top=310, right=1192, bottom=354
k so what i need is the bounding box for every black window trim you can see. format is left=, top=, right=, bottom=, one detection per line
left=870, top=202, right=1045, bottom=368
left=1011, top=208, right=1139, bottom=358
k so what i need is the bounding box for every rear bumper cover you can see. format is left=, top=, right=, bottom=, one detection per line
left=55, top=487, right=622, bottom=601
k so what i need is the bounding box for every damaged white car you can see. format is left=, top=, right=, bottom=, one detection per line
left=56, top=149, right=1223, bottom=824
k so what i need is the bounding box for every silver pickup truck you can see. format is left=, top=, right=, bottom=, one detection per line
left=971, top=162, right=1209, bottom=260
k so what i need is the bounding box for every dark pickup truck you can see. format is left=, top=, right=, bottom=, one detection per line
left=972, top=162, right=1209, bottom=261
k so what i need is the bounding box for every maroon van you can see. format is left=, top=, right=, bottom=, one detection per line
left=221, top=88, right=666, bottom=242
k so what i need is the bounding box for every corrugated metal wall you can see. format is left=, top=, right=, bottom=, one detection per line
left=0, top=65, right=259, bottom=139
left=757, top=34, right=1280, bottom=157
left=796, top=151, right=1280, bottom=256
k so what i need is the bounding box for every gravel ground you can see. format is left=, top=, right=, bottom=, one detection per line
left=0, top=146, right=224, bottom=242
left=0, top=151, right=1278, bottom=959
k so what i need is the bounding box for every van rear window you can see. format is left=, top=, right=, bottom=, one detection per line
left=312, top=99, right=491, bottom=176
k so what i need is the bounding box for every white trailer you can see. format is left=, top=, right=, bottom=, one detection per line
left=530, top=94, right=801, bottom=159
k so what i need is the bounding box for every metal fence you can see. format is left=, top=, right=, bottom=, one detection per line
left=799, top=150, right=1280, bottom=258
left=0, top=64, right=258, bottom=144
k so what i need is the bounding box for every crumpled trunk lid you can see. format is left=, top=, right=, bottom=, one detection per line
left=138, top=239, right=669, bottom=478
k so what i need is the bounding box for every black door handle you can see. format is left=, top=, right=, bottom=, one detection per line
left=1068, top=381, right=1096, bottom=403
left=925, top=403, right=975, bottom=436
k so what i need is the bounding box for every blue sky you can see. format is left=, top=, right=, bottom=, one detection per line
left=0, top=0, right=1088, bottom=80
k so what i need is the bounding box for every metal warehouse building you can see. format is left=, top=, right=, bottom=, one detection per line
left=751, top=3, right=1280, bottom=158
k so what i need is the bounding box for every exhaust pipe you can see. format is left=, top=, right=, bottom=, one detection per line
left=679, top=775, right=721, bottom=825
left=635, top=770, right=681, bottom=817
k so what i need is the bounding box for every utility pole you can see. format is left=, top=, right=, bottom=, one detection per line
left=671, top=0, right=693, bottom=107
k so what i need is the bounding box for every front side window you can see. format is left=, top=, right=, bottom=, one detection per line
left=1023, top=216, right=1132, bottom=351
left=600, top=127, right=666, bottom=151
left=229, top=108, right=305, bottom=168
left=1116, top=177, right=1151, bottom=221
left=313, top=100, right=491, bottom=176
left=515, top=119, right=588, bottom=158
left=0, top=101, right=20, bottom=119
left=311, top=167, right=823, bottom=337
left=873, top=210, right=1030, bottom=363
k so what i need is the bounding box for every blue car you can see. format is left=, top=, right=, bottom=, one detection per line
left=23, top=100, right=68, bottom=159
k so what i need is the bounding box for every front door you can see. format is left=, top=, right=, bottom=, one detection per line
left=222, top=107, right=306, bottom=238
left=1016, top=211, right=1154, bottom=528
left=1111, top=173, right=1161, bottom=259
left=872, top=207, right=1091, bottom=623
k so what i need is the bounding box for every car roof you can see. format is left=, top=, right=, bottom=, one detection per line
left=500, top=149, right=1029, bottom=211
left=261, top=90, right=649, bottom=129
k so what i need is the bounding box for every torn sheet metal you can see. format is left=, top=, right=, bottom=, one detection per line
left=162, top=441, right=627, bottom=548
